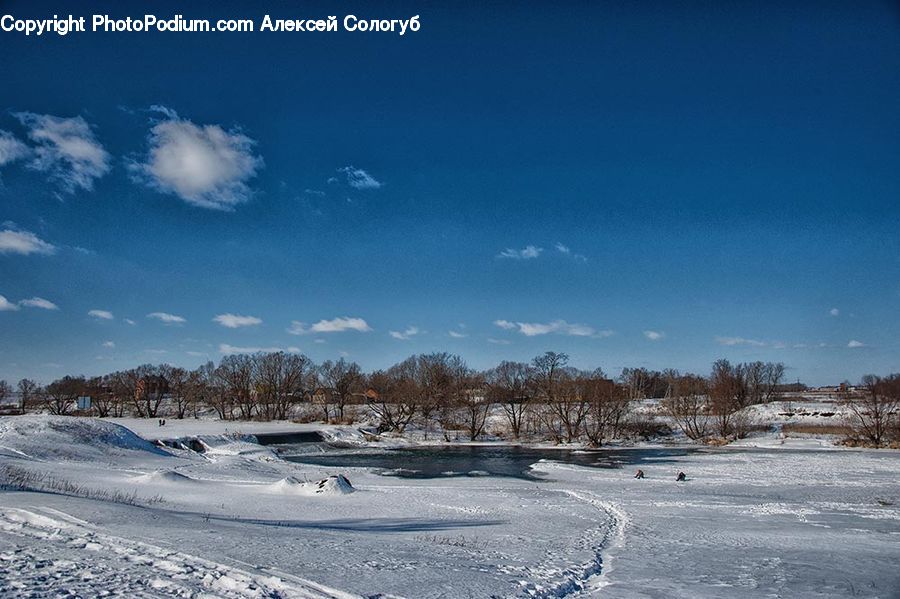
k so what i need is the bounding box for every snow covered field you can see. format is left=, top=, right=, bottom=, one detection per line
left=1, top=415, right=898, bottom=598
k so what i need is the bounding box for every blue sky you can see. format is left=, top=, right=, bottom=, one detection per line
left=1, top=0, right=899, bottom=384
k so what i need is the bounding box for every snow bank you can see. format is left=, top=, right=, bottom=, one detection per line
left=265, top=474, right=355, bottom=496
left=0, top=415, right=170, bottom=462
left=131, top=469, right=195, bottom=484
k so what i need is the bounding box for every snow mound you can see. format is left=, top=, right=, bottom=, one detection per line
left=320, top=428, right=368, bottom=447
left=0, top=415, right=170, bottom=462
left=265, top=474, right=355, bottom=496
left=132, top=469, right=194, bottom=484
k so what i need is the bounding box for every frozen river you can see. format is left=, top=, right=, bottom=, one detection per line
left=280, top=444, right=696, bottom=480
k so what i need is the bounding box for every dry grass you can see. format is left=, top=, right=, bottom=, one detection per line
left=782, top=423, right=853, bottom=436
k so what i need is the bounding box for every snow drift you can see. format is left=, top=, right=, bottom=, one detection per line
left=131, top=469, right=194, bottom=484
left=0, top=415, right=170, bottom=462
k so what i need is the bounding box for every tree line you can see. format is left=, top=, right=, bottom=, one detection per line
left=0, top=352, right=805, bottom=445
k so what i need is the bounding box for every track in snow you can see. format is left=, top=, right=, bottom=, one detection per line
left=514, top=489, right=628, bottom=598
left=0, top=506, right=360, bottom=599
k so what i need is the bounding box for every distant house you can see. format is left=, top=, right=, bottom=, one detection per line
left=311, top=387, right=336, bottom=404
left=136, top=375, right=169, bottom=400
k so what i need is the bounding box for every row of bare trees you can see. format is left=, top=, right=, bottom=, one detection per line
left=2, top=353, right=895, bottom=446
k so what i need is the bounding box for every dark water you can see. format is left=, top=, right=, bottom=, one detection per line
left=279, top=445, right=693, bottom=481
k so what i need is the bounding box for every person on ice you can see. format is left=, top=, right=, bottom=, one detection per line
left=634, top=469, right=645, bottom=479
left=676, top=471, right=687, bottom=482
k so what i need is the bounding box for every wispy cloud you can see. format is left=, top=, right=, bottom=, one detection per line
left=487, top=338, right=511, bottom=345
left=390, top=326, right=420, bottom=340
left=715, top=336, right=766, bottom=347
left=554, top=242, right=587, bottom=262
left=830, top=308, right=840, bottom=317
left=88, top=309, right=114, bottom=320
left=847, top=340, right=866, bottom=348
left=213, top=313, right=262, bottom=328
left=13, top=112, right=110, bottom=193
left=102, top=341, right=115, bottom=348
left=287, top=316, right=371, bottom=335
left=0, top=228, right=56, bottom=255
left=493, top=319, right=610, bottom=338
left=448, top=330, right=468, bottom=338
left=19, top=297, right=58, bottom=310
left=147, top=311, right=186, bottom=324
left=643, top=330, right=664, bottom=341
left=0, top=130, right=29, bottom=166
left=219, top=343, right=301, bottom=355
left=497, top=245, right=543, bottom=260
left=132, top=107, right=263, bottom=210
left=337, top=166, right=382, bottom=189
left=0, top=295, right=20, bottom=311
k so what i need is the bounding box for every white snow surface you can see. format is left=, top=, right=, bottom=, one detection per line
left=0, top=414, right=898, bottom=598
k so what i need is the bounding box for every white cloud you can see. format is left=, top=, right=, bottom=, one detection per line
left=643, top=330, right=664, bottom=341
left=219, top=343, right=301, bottom=355
left=147, top=311, right=186, bottom=324
left=715, top=336, right=766, bottom=347
left=555, top=242, right=587, bottom=262
left=829, top=308, right=840, bottom=317
left=0, top=130, right=29, bottom=166
left=0, top=229, right=56, bottom=255
left=134, top=111, right=263, bottom=210
left=337, top=166, right=382, bottom=189
left=288, top=316, right=371, bottom=335
left=497, top=245, right=543, bottom=260
left=19, top=297, right=58, bottom=310
left=494, top=319, right=609, bottom=338
left=102, top=341, right=115, bottom=348
left=847, top=340, right=866, bottom=348
left=390, top=326, right=420, bottom=340
left=448, top=330, right=468, bottom=338
left=88, top=309, right=114, bottom=320
left=13, top=112, right=110, bottom=193
left=124, top=318, right=136, bottom=325
left=213, top=313, right=262, bottom=328
left=0, top=295, right=21, bottom=311
left=487, top=338, right=511, bottom=345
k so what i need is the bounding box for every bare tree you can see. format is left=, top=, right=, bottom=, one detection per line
left=367, top=360, right=419, bottom=433
left=485, top=361, right=533, bottom=440
left=257, top=352, right=312, bottom=421
left=531, top=352, right=582, bottom=442
left=708, top=359, right=755, bottom=439
left=129, top=364, right=169, bottom=418
left=763, top=362, right=785, bottom=402
left=17, top=378, right=38, bottom=412
left=0, top=380, right=11, bottom=409
left=199, top=361, right=232, bottom=420
left=449, top=359, right=488, bottom=441
left=663, top=374, right=710, bottom=440
left=583, top=370, right=629, bottom=446
left=217, top=355, right=256, bottom=420
left=320, top=358, right=363, bottom=422
left=43, top=376, right=84, bottom=415
left=843, top=375, right=899, bottom=447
